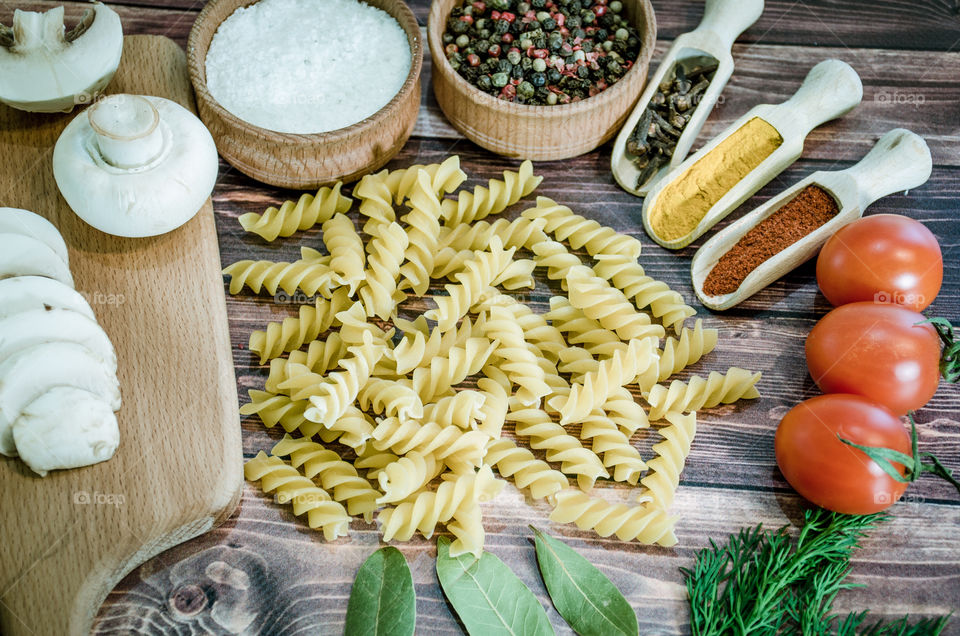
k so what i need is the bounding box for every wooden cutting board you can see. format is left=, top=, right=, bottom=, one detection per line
left=0, top=35, right=242, bottom=636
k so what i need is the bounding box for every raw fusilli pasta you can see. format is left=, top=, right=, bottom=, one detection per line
left=391, top=316, right=479, bottom=375
left=579, top=409, right=647, bottom=484
left=357, top=378, right=424, bottom=421
left=483, top=438, right=568, bottom=500
left=656, top=319, right=719, bottom=382
left=549, top=490, right=678, bottom=546
left=302, top=334, right=387, bottom=424
left=323, top=213, right=365, bottom=295
left=358, top=221, right=408, bottom=319
left=244, top=451, right=351, bottom=541
left=644, top=368, right=762, bottom=421
left=421, top=391, right=487, bottom=430
left=566, top=266, right=663, bottom=341
left=448, top=503, right=485, bottom=558
left=410, top=337, right=498, bottom=403
left=398, top=170, right=444, bottom=295
left=441, top=160, right=542, bottom=227
left=592, top=253, right=696, bottom=333
left=354, top=447, right=399, bottom=481
left=521, top=196, right=642, bottom=259
left=264, top=334, right=348, bottom=392
left=249, top=288, right=352, bottom=364
left=441, top=216, right=548, bottom=253
left=372, top=418, right=490, bottom=473
left=475, top=291, right=566, bottom=363
left=483, top=305, right=551, bottom=407
left=376, top=450, right=441, bottom=504
left=639, top=411, right=696, bottom=509
left=239, top=182, right=352, bottom=241
left=223, top=258, right=335, bottom=298
left=532, top=239, right=582, bottom=290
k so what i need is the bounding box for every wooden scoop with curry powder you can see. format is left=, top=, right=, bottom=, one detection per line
left=642, top=59, right=863, bottom=250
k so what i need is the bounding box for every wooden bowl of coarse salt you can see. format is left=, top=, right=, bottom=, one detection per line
left=428, top=0, right=656, bottom=161
left=188, top=0, right=423, bottom=189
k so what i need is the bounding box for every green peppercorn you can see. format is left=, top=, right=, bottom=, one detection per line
left=542, top=17, right=557, bottom=30
left=452, top=19, right=469, bottom=33
left=492, top=72, right=509, bottom=87
left=518, top=1, right=530, bottom=11
left=536, top=10, right=550, bottom=21
left=531, top=0, right=546, bottom=8
left=548, top=31, right=563, bottom=50
left=511, top=65, right=524, bottom=79
left=521, top=56, right=533, bottom=70
left=615, top=27, right=628, bottom=40
left=573, top=49, right=586, bottom=62
left=478, top=74, right=493, bottom=91
left=456, top=34, right=470, bottom=47
left=530, top=71, right=546, bottom=87
left=547, top=68, right=561, bottom=83
left=520, top=37, right=533, bottom=50
left=602, top=39, right=613, bottom=51
left=609, top=0, right=622, bottom=12
left=577, top=65, right=589, bottom=78
left=517, top=81, right=535, bottom=100
left=507, top=49, right=522, bottom=65
left=581, top=11, right=594, bottom=24
left=546, top=91, right=558, bottom=105
left=498, top=58, right=513, bottom=73
left=532, top=57, right=547, bottom=72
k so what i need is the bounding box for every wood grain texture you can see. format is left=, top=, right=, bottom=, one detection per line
left=0, top=35, right=241, bottom=636
left=0, top=0, right=956, bottom=633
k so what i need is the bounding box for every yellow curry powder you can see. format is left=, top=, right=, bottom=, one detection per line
left=649, top=117, right=783, bottom=241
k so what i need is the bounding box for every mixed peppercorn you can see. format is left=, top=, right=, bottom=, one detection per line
left=442, top=0, right=643, bottom=105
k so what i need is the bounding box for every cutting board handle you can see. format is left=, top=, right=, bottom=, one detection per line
left=778, top=59, right=863, bottom=136
left=691, top=0, right=764, bottom=51
left=840, top=128, right=933, bottom=210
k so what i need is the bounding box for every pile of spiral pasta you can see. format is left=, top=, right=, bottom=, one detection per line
left=224, top=156, right=761, bottom=556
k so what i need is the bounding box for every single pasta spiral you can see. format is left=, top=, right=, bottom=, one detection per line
left=532, top=240, right=582, bottom=289
left=657, top=319, right=719, bottom=382
left=354, top=171, right=397, bottom=236
left=546, top=296, right=625, bottom=358
left=249, top=288, right=352, bottom=364
left=244, top=451, right=351, bottom=541
left=592, top=253, right=696, bottom=333
left=265, top=334, right=348, bottom=392
left=398, top=170, right=444, bottom=296
left=302, top=335, right=387, bottom=424
left=239, top=182, right=352, bottom=241
left=391, top=315, right=479, bottom=375
left=639, top=412, right=697, bottom=509
left=475, top=377, right=509, bottom=439
left=385, top=156, right=466, bottom=205
left=442, top=217, right=548, bottom=253
left=241, top=390, right=310, bottom=433
left=603, top=386, right=650, bottom=436
left=421, top=390, right=487, bottom=430
left=425, top=237, right=516, bottom=331
left=410, top=337, right=498, bottom=403
left=441, top=160, right=542, bottom=227
left=476, top=291, right=566, bottom=363
left=483, top=438, right=568, bottom=500
left=376, top=450, right=441, bottom=504
left=325, top=406, right=377, bottom=451
left=507, top=404, right=608, bottom=490
left=549, top=490, right=678, bottom=546
left=644, top=368, right=762, bottom=421
left=222, top=258, right=335, bottom=298
left=371, top=418, right=490, bottom=473
left=431, top=247, right=476, bottom=280
left=483, top=305, right=551, bottom=407
left=335, top=301, right=394, bottom=346
left=447, top=503, right=485, bottom=558
left=323, top=213, right=365, bottom=295
left=554, top=338, right=658, bottom=425
left=579, top=410, right=647, bottom=485
left=489, top=257, right=537, bottom=291
left=378, top=465, right=504, bottom=541
left=357, top=378, right=424, bottom=421
left=566, top=266, right=662, bottom=341
left=272, top=435, right=381, bottom=521
left=521, top=197, right=642, bottom=259
left=358, top=222, right=409, bottom=320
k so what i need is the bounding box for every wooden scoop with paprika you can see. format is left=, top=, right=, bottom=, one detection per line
left=690, top=128, right=933, bottom=311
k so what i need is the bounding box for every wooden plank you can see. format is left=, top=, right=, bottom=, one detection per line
left=90, top=483, right=960, bottom=634
left=0, top=36, right=241, bottom=636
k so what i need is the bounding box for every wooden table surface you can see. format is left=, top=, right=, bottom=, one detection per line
left=3, top=0, right=957, bottom=633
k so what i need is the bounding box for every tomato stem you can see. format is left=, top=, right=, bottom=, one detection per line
left=918, top=317, right=959, bottom=383
left=838, top=413, right=960, bottom=497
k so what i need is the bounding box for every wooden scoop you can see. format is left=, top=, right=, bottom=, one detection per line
left=611, top=0, right=764, bottom=196
left=641, top=58, right=864, bottom=250
left=691, top=128, right=933, bottom=310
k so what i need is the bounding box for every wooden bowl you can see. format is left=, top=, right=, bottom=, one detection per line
left=187, top=0, right=423, bottom=189
left=428, top=0, right=656, bottom=160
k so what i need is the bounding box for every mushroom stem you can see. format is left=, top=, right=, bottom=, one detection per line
left=12, top=7, right=65, bottom=52
left=88, top=94, right=164, bottom=169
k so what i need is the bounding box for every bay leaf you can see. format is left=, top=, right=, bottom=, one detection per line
left=344, top=546, right=416, bottom=636
left=436, top=536, right=555, bottom=636
left=531, top=526, right=638, bottom=636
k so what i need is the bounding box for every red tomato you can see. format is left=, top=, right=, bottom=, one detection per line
left=816, top=214, right=942, bottom=311
left=806, top=302, right=941, bottom=415
left=775, top=394, right=910, bottom=514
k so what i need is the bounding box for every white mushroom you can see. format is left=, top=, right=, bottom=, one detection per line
left=0, top=3, right=123, bottom=113
left=0, top=207, right=70, bottom=265
left=53, top=93, right=219, bottom=238
left=0, top=308, right=117, bottom=371
left=0, top=276, right=94, bottom=321
left=13, top=387, right=119, bottom=476
left=0, top=233, right=74, bottom=287
left=0, top=342, right=120, bottom=456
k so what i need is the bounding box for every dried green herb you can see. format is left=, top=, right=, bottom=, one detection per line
left=436, top=536, right=554, bottom=636
left=531, top=526, right=637, bottom=636
left=681, top=508, right=951, bottom=635
left=344, top=547, right=415, bottom=636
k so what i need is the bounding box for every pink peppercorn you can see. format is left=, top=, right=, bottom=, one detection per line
left=501, top=32, right=514, bottom=43
left=525, top=9, right=536, bottom=18
left=509, top=46, right=521, bottom=55
left=593, top=5, right=607, bottom=16
left=500, top=11, right=515, bottom=22
left=531, top=48, right=548, bottom=58
left=501, top=84, right=517, bottom=99
left=555, top=13, right=565, bottom=26
left=490, top=10, right=500, bottom=19
left=467, top=53, right=480, bottom=66
left=471, top=1, right=485, bottom=12
left=445, top=43, right=458, bottom=55
left=487, top=44, right=501, bottom=57
left=459, top=15, right=473, bottom=24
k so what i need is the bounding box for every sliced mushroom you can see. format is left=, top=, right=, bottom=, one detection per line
left=0, top=276, right=93, bottom=321
left=0, top=233, right=74, bottom=287
left=0, top=3, right=123, bottom=113
left=0, top=342, right=120, bottom=456
left=13, top=387, right=119, bottom=476
left=0, top=308, right=116, bottom=371
left=0, top=208, right=69, bottom=266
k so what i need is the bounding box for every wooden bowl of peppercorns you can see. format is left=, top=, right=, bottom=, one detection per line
left=428, top=0, right=655, bottom=160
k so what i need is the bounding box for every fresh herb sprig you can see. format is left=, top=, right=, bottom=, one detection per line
left=681, top=509, right=950, bottom=636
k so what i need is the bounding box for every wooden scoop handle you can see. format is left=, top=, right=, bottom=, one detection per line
left=841, top=128, right=933, bottom=210
left=778, top=59, right=863, bottom=136
left=691, top=0, right=765, bottom=50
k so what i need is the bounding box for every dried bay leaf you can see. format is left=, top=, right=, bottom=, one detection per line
left=344, top=546, right=415, bottom=636
left=531, top=526, right=638, bottom=636
left=436, top=536, right=555, bottom=636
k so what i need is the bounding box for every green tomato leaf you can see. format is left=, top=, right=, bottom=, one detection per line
left=436, top=536, right=555, bottom=636
left=344, top=546, right=415, bottom=636
left=531, top=526, right=638, bottom=636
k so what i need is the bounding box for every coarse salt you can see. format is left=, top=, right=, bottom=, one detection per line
left=205, top=0, right=411, bottom=134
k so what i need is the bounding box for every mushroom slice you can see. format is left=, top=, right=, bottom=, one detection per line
left=0, top=308, right=116, bottom=372
left=0, top=276, right=93, bottom=321
left=13, top=387, right=119, bottom=476
left=0, top=4, right=124, bottom=113
left=0, top=233, right=74, bottom=287
left=0, top=342, right=120, bottom=456
left=0, top=208, right=70, bottom=266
